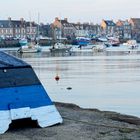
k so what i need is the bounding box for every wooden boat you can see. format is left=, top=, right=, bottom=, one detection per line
left=0, top=51, right=62, bottom=134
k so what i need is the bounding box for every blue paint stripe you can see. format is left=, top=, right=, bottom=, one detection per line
left=0, top=85, right=53, bottom=110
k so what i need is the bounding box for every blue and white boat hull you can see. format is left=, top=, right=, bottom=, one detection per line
left=0, top=52, right=62, bottom=134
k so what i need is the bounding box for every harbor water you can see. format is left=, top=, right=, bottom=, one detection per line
left=6, top=47, right=140, bottom=117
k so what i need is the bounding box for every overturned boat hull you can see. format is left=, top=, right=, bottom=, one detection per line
left=0, top=52, right=62, bottom=134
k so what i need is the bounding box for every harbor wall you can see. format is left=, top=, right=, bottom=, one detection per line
left=0, top=40, right=20, bottom=48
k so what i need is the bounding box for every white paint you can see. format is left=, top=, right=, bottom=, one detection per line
left=31, top=105, right=63, bottom=127
left=0, top=110, right=11, bottom=134
left=0, top=105, right=63, bottom=134
left=10, top=107, right=31, bottom=120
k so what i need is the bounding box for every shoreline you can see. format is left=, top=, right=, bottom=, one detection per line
left=0, top=102, right=140, bottom=140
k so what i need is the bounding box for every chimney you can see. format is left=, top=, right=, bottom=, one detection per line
left=8, top=17, right=11, bottom=21
left=64, top=18, right=68, bottom=22
left=20, top=18, right=24, bottom=22
left=55, top=17, right=59, bottom=21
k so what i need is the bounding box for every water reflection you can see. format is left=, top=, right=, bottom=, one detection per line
left=6, top=48, right=140, bottom=117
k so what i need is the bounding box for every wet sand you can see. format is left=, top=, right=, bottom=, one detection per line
left=0, top=102, right=140, bottom=140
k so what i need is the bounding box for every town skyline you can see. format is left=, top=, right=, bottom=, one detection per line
left=1, top=0, right=140, bottom=24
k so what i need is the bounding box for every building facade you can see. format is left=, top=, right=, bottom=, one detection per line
left=116, top=20, right=131, bottom=39
left=0, top=18, right=37, bottom=39
left=53, top=17, right=76, bottom=40
left=101, top=20, right=116, bottom=36
left=129, top=18, right=140, bottom=42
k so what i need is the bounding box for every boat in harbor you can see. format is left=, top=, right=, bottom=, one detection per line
left=124, top=40, right=138, bottom=49
left=106, top=36, right=120, bottom=47
left=93, top=44, right=106, bottom=52
left=18, top=13, right=42, bottom=53
left=50, top=42, right=72, bottom=53
left=78, top=44, right=94, bottom=50
left=17, top=42, right=42, bottom=53
left=76, top=37, right=91, bottom=46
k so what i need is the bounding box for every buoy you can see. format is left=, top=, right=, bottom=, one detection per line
left=55, top=75, right=60, bottom=81
left=67, top=87, right=72, bottom=90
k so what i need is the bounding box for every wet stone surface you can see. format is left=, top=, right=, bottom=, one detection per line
left=0, top=102, right=140, bottom=140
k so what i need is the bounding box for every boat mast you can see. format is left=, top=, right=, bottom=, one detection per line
left=59, top=15, right=62, bottom=44
left=37, top=12, right=40, bottom=44
left=29, top=12, right=32, bottom=41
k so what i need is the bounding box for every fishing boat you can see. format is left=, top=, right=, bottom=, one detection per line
left=50, top=42, right=72, bottom=53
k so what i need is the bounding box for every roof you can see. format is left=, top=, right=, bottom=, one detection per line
left=0, top=20, right=37, bottom=28
left=0, top=20, right=11, bottom=28
left=130, top=18, right=140, bottom=25
left=116, top=20, right=130, bottom=26
left=73, top=23, right=95, bottom=30
left=104, top=20, right=116, bottom=26
left=26, top=22, right=38, bottom=27
left=0, top=51, right=29, bottom=68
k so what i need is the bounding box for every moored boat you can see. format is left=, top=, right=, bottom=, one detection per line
left=17, top=42, right=42, bottom=53
left=107, top=37, right=120, bottom=46
left=76, top=37, right=91, bottom=46
left=126, top=40, right=138, bottom=49
left=50, top=43, right=72, bottom=53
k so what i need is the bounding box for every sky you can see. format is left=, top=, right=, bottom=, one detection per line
left=0, top=0, right=140, bottom=24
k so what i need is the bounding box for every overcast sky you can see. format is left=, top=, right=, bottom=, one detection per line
left=0, top=0, right=140, bottom=24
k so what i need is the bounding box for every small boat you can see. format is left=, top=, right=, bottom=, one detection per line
left=17, top=42, right=42, bottom=53
left=78, top=44, right=94, bottom=50
left=107, top=36, right=120, bottom=46
left=76, top=37, right=91, bottom=45
left=93, top=44, right=106, bottom=52
left=97, top=37, right=108, bottom=42
left=50, top=43, right=72, bottom=53
left=126, top=40, right=138, bottom=49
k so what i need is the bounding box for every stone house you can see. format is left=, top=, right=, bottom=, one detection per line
left=73, top=22, right=102, bottom=38
left=0, top=19, right=13, bottom=38
left=39, top=23, right=53, bottom=38
left=129, top=18, right=140, bottom=42
left=74, top=23, right=89, bottom=37
left=116, top=20, right=131, bottom=39
left=26, top=21, right=38, bottom=39
left=101, top=20, right=116, bottom=36
left=0, top=17, right=37, bottom=39
left=53, top=17, right=76, bottom=40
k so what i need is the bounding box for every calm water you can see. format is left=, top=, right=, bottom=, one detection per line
left=6, top=48, right=140, bottom=117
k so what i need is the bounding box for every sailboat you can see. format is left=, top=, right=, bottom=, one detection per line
left=50, top=18, right=72, bottom=53
left=18, top=13, right=42, bottom=53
